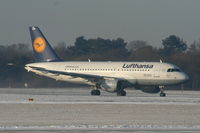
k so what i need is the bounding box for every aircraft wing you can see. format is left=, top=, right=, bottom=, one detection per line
left=28, top=66, right=121, bottom=82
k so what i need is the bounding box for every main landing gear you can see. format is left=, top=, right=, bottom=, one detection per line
left=117, top=90, right=126, bottom=96
left=91, top=84, right=101, bottom=96
left=159, top=86, right=166, bottom=97
left=91, top=89, right=101, bottom=96
left=90, top=81, right=127, bottom=96
left=116, top=81, right=126, bottom=96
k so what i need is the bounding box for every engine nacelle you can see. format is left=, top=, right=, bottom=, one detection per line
left=100, top=79, right=118, bottom=92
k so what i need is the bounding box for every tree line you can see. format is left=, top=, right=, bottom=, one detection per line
left=0, top=35, right=200, bottom=90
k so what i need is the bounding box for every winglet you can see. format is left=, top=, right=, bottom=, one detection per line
left=29, top=26, right=62, bottom=62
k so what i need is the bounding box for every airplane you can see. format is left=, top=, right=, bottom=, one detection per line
left=25, top=26, right=189, bottom=97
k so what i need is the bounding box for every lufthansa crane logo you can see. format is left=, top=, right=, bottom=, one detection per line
left=33, top=37, right=46, bottom=53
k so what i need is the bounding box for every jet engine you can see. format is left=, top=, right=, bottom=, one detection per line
left=100, top=79, right=118, bottom=92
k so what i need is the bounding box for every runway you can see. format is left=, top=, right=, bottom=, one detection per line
left=0, top=88, right=200, bottom=133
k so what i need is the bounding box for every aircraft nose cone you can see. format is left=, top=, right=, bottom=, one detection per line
left=182, top=73, right=189, bottom=83
left=184, top=73, right=189, bottom=81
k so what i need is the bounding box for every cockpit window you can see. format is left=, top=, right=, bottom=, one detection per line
left=167, top=68, right=181, bottom=72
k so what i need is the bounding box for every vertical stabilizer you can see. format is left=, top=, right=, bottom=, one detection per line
left=29, top=26, right=61, bottom=62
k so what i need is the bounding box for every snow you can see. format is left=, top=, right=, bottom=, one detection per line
left=0, top=124, right=200, bottom=130
left=0, top=88, right=200, bottom=130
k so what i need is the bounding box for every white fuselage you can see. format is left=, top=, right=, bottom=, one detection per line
left=25, top=61, right=189, bottom=86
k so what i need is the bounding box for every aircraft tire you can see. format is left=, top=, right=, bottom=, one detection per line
left=91, top=90, right=101, bottom=96
left=160, top=92, right=166, bottom=97
left=117, top=90, right=126, bottom=96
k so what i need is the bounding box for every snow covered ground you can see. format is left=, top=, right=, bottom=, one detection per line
left=0, top=88, right=199, bottom=132
left=0, top=88, right=199, bottom=104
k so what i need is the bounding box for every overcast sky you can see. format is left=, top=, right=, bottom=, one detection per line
left=0, top=0, right=200, bottom=47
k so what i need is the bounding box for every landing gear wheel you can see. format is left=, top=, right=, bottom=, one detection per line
left=160, top=92, right=166, bottom=97
left=91, top=90, right=101, bottom=96
left=159, top=86, right=166, bottom=97
left=117, top=90, right=126, bottom=96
